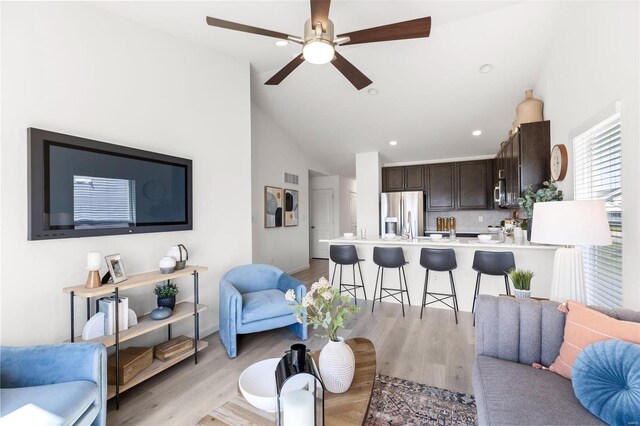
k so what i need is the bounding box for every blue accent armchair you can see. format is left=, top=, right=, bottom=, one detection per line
left=219, top=264, right=307, bottom=358
left=1, top=343, right=106, bottom=426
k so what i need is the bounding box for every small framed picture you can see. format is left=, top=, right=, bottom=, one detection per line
left=284, top=189, right=299, bottom=227
left=105, top=254, right=127, bottom=284
left=264, top=186, right=283, bottom=228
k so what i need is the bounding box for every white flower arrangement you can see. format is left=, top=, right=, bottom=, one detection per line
left=286, top=277, right=359, bottom=342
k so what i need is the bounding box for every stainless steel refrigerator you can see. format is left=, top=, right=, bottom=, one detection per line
left=380, top=191, right=424, bottom=237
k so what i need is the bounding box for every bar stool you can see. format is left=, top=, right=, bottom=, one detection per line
left=371, top=247, right=411, bottom=317
left=329, top=245, right=367, bottom=305
left=419, top=248, right=459, bottom=324
left=472, top=250, right=515, bottom=325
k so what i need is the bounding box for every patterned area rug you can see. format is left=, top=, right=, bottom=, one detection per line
left=365, top=374, right=477, bottom=425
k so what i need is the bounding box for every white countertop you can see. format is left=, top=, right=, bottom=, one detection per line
left=320, top=236, right=559, bottom=251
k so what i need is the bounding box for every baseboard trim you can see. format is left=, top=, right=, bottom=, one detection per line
left=287, top=264, right=310, bottom=275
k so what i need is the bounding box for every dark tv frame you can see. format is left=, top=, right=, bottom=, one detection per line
left=28, top=128, right=193, bottom=240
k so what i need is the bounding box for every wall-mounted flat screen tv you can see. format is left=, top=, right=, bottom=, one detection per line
left=28, top=128, right=192, bottom=240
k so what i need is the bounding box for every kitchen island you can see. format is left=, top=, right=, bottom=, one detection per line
left=320, top=237, right=558, bottom=313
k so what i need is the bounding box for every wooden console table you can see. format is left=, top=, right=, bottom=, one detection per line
left=62, top=265, right=208, bottom=409
left=201, top=337, right=376, bottom=426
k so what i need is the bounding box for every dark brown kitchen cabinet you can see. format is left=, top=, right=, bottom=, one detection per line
left=382, top=165, right=425, bottom=192
left=425, top=163, right=455, bottom=211
left=456, top=160, right=493, bottom=210
left=382, top=167, right=405, bottom=191
left=495, top=121, right=551, bottom=208
left=404, top=165, right=424, bottom=190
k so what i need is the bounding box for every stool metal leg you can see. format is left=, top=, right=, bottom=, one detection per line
left=379, top=267, right=384, bottom=305
left=420, top=269, right=429, bottom=320
left=339, top=265, right=343, bottom=295
left=352, top=265, right=357, bottom=305
left=371, top=266, right=381, bottom=313
left=504, top=275, right=511, bottom=296
left=331, top=263, right=338, bottom=287
left=358, top=263, right=368, bottom=300
left=472, top=272, right=482, bottom=314
left=450, top=271, right=459, bottom=312
left=398, top=268, right=405, bottom=317
left=401, top=267, right=411, bottom=306
left=449, top=271, right=458, bottom=324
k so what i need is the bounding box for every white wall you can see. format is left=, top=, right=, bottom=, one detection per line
left=355, top=152, right=381, bottom=238
left=339, top=177, right=357, bottom=235
left=251, top=104, right=328, bottom=273
left=535, top=1, right=639, bottom=309
left=0, top=2, right=252, bottom=346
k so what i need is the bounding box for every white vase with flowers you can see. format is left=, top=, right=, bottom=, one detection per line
left=285, top=277, right=359, bottom=393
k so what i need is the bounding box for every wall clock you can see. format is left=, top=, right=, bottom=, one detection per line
left=550, top=144, right=568, bottom=181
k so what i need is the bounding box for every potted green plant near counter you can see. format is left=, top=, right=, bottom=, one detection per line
left=508, top=269, right=535, bottom=298
left=518, top=180, right=563, bottom=241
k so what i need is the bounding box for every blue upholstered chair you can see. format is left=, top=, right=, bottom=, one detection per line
left=0, top=343, right=106, bottom=426
left=219, top=264, right=307, bottom=358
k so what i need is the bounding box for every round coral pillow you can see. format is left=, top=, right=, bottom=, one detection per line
left=572, top=339, right=640, bottom=425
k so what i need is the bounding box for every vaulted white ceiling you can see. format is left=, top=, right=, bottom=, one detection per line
left=97, top=1, right=568, bottom=176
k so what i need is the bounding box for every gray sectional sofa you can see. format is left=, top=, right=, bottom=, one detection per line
left=472, top=295, right=640, bottom=426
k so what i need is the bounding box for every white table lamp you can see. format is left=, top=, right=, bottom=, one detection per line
left=531, top=200, right=612, bottom=303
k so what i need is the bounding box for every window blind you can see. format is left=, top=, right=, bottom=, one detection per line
left=573, top=113, right=622, bottom=307
left=73, top=176, right=136, bottom=228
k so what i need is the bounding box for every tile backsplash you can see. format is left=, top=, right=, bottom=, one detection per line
left=426, top=210, right=514, bottom=232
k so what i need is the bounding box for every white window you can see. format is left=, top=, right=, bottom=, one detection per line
left=573, top=112, right=622, bottom=307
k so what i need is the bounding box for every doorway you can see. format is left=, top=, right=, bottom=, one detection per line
left=310, top=188, right=333, bottom=259
left=349, top=192, right=357, bottom=235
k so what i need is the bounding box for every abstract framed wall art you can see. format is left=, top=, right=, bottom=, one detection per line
left=264, top=186, right=283, bottom=228
left=284, top=189, right=299, bottom=227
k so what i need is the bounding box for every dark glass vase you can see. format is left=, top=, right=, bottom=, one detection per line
left=527, top=217, right=533, bottom=242
left=157, top=296, right=176, bottom=310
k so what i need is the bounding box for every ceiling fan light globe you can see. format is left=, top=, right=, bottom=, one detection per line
left=303, top=41, right=335, bottom=64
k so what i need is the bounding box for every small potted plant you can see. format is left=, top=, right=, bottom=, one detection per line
left=154, top=281, right=179, bottom=310
left=518, top=180, right=563, bottom=241
left=508, top=269, right=535, bottom=299
left=286, top=277, right=359, bottom=394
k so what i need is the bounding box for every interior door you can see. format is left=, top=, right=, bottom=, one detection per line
left=349, top=192, right=357, bottom=234
left=310, top=189, right=333, bottom=259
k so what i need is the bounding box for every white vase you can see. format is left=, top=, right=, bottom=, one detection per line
left=319, top=337, right=355, bottom=394
left=514, top=289, right=531, bottom=299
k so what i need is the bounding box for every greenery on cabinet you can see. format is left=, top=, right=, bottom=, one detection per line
left=518, top=180, right=564, bottom=218
left=154, top=281, right=180, bottom=298
left=508, top=268, right=535, bottom=291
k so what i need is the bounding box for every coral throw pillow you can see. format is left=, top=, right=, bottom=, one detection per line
left=549, top=300, right=640, bottom=379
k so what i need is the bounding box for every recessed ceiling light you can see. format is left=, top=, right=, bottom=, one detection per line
left=479, top=64, right=493, bottom=73
left=275, top=40, right=289, bottom=47
left=367, top=88, right=379, bottom=95
left=472, top=130, right=482, bottom=136
left=389, top=140, right=398, bottom=146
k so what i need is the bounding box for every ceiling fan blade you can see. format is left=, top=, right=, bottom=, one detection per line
left=310, top=0, right=331, bottom=31
left=206, top=16, right=297, bottom=41
left=331, top=52, right=372, bottom=90
left=337, top=17, right=431, bottom=46
left=265, top=55, right=305, bottom=86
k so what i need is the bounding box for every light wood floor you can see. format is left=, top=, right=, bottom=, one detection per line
left=107, top=259, right=476, bottom=425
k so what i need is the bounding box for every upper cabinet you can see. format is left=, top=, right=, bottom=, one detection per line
left=497, top=121, right=551, bottom=208
left=382, top=167, right=405, bottom=191
left=425, top=163, right=455, bottom=211
left=456, top=160, right=493, bottom=210
left=404, top=165, right=424, bottom=190
left=382, top=165, right=425, bottom=192
left=382, top=160, right=494, bottom=211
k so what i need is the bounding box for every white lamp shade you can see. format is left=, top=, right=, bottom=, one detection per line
left=87, top=252, right=102, bottom=270
left=531, top=200, right=612, bottom=246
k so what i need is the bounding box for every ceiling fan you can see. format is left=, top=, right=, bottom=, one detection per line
left=206, top=0, right=431, bottom=90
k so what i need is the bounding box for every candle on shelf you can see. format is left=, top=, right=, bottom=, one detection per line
left=85, top=252, right=102, bottom=289
left=87, top=252, right=102, bottom=271
left=281, top=389, right=315, bottom=426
